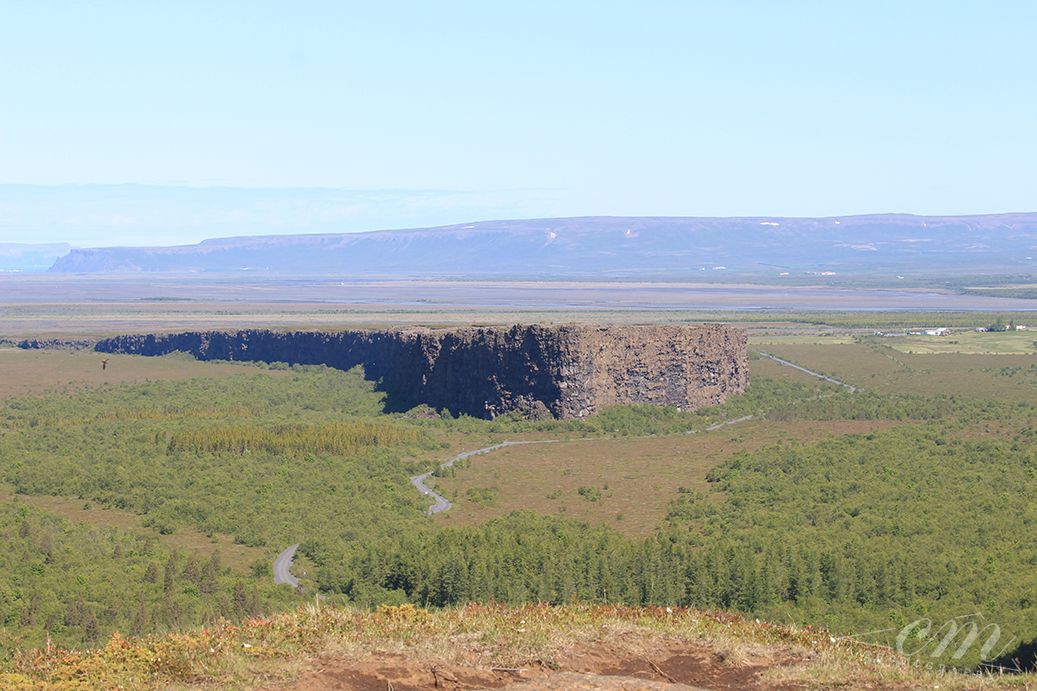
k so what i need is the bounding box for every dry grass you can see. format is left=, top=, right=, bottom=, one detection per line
left=430, top=418, right=898, bottom=538
left=751, top=342, right=903, bottom=389
left=756, top=342, right=1037, bottom=401
left=748, top=352, right=851, bottom=387
left=5, top=603, right=1032, bottom=691
left=883, top=351, right=1037, bottom=400
left=0, top=347, right=286, bottom=400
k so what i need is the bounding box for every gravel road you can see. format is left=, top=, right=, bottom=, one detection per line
left=758, top=351, right=856, bottom=391
left=274, top=543, right=300, bottom=587
left=410, top=441, right=542, bottom=515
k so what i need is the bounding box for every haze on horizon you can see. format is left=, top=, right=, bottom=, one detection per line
left=2, top=2, right=1035, bottom=247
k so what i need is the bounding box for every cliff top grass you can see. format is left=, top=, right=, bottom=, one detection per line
left=2, top=603, right=1029, bottom=691
left=755, top=341, right=1037, bottom=400
left=0, top=346, right=289, bottom=400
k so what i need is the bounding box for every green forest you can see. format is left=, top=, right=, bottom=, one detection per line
left=0, top=352, right=1034, bottom=670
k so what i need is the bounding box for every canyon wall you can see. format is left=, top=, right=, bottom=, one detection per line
left=95, top=324, right=748, bottom=419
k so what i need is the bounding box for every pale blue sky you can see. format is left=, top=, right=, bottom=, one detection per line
left=1, top=1, right=1035, bottom=245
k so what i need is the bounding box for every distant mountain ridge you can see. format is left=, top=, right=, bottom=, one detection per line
left=47, top=213, right=1037, bottom=276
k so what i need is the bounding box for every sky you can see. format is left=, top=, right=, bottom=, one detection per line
left=1, top=1, right=1035, bottom=246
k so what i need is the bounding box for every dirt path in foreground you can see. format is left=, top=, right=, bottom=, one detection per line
left=267, top=639, right=804, bottom=691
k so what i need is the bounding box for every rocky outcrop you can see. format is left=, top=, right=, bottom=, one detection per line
left=7, top=338, right=98, bottom=350
left=95, top=325, right=748, bottom=419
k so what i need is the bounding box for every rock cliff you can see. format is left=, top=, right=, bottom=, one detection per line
left=8, top=338, right=97, bottom=350
left=95, top=324, right=748, bottom=419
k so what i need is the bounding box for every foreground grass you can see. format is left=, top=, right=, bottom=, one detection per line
left=1, top=603, right=1031, bottom=690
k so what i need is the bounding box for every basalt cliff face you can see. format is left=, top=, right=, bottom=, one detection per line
left=95, top=325, right=748, bottom=419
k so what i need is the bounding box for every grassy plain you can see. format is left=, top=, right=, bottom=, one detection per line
left=747, top=334, right=858, bottom=345
left=878, top=329, right=1037, bottom=354
left=430, top=418, right=898, bottom=538
left=755, top=340, right=1037, bottom=400
left=0, top=347, right=287, bottom=399
left=3, top=272, right=1033, bottom=336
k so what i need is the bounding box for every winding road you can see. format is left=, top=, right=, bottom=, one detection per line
left=407, top=414, right=762, bottom=517
left=410, top=441, right=573, bottom=515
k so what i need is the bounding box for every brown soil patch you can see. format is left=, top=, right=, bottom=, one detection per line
left=270, top=640, right=798, bottom=691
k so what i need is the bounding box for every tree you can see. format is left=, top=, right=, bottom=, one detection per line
left=164, top=554, right=177, bottom=593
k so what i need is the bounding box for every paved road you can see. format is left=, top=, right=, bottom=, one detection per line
left=273, top=543, right=300, bottom=587
left=758, top=350, right=857, bottom=392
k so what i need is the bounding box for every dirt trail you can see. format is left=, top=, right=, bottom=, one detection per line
left=757, top=351, right=856, bottom=392
left=269, top=639, right=801, bottom=691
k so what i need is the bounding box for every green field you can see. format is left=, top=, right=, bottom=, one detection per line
left=878, top=329, right=1037, bottom=354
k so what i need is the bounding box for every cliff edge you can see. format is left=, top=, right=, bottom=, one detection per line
left=95, top=324, right=748, bottom=419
